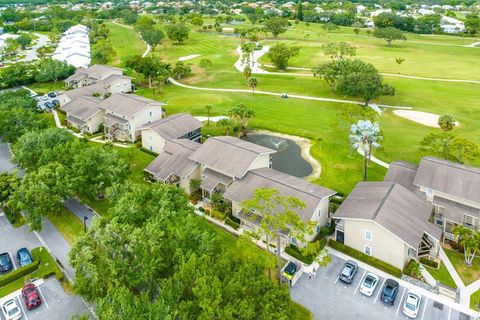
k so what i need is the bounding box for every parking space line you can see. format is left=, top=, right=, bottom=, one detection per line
left=37, top=285, right=49, bottom=309
left=396, top=288, right=406, bottom=315
left=9, top=252, right=16, bottom=270
left=420, top=297, right=428, bottom=320
left=374, top=279, right=386, bottom=304
left=354, top=270, right=367, bottom=295
left=447, top=306, right=451, bottom=320
left=334, top=275, right=339, bottom=284
left=16, top=296, right=29, bottom=320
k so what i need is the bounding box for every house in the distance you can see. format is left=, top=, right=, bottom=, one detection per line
left=60, top=96, right=104, bottom=133
left=64, top=64, right=130, bottom=90
left=101, top=93, right=164, bottom=142
left=140, top=113, right=203, bottom=154
left=334, top=182, right=441, bottom=270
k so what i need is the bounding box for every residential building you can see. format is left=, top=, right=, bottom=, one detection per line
left=60, top=96, right=104, bottom=133
left=224, top=167, right=336, bottom=243
left=53, top=24, right=91, bottom=68
left=140, top=113, right=203, bottom=154
left=64, top=64, right=126, bottom=89
left=57, top=83, right=108, bottom=106
left=385, top=157, right=480, bottom=242
left=100, top=93, right=164, bottom=142
left=440, top=16, right=465, bottom=34
left=145, top=134, right=336, bottom=244
left=334, top=182, right=441, bottom=270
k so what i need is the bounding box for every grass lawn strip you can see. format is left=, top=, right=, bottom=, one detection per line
left=444, top=248, right=480, bottom=286
left=423, top=261, right=457, bottom=289
left=47, top=208, right=84, bottom=246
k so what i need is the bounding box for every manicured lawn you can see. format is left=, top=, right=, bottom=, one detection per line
left=471, top=290, right=480, bottom=311
left=424, top=262, right=457, bottom=289
left=27, top=81, right=65, bottom=94
left=105, top=22, right=146, bottom=66
left=293, top=301, right=313, bottom=320
left=47, top=208, right=85, bottom=245
left=444, top=248, right=480, bottom=285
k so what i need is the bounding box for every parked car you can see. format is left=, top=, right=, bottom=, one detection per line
left=359, top=272, right=379, bottom=296
left=282, top=261, right=298, bottom=280
left=381, top=279, right=400, bottom=305
left=0, top=252, right=13, bottom=274
left=402, top=291, right=421, bottom=318
left=281, top=93, right=288, bottom=98
left=39, top=95, right=49, bottom=101
left=1, top=299, right=22, bottom=320
left=47, top=92, right=57, bottom=98
left=44, top=102, right=54, bottom=109
left=22, top=283, right=42, bottom=310
left=51, top=99, right=60, bottom=107
left=16, top=248, right=33, bottom=267
left=338, top=260, right=358, bottom=284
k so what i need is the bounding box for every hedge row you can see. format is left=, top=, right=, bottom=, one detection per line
left=285, top=238, right=328, bottom=265
left=139, top=147, right=159, bottom=157
left=329, top=240, right=402, bottom=278
left=419, top=257, right=439, bottom=269
left=225, top=217, right=240, bottom=230
left=0, top=260, right=40, bottom=287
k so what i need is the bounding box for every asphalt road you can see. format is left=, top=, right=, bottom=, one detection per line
left=291, top=255, right=471, bottom=320
left=0, top=142, right=15, bottom=173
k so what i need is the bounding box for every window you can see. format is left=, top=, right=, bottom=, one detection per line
left=464, top=214, right=479, bottom=229
left=317, top=208, right=322, bottom=218
left=291, top=237, right=298, bottom=246
left=364, top=230, right=372, bottom=241
left=434, top=205, right=444, bottom=216
left=435, top=218, right=444, bottom=227
left=315, top=224, right=321, bottom=233
left=426, top=188, right=434, bottom=198
left=149, top=146, right=152, bottom=151
left=149, top=111, right=153, bottom=116
left=364, top=245, right=372, bottom=256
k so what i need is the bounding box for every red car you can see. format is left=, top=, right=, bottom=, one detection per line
left=21, top=283, right=41, bottom=310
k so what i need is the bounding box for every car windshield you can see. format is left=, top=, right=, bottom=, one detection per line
left=7, top=306, right=19, bottom=316
left=363, top=277, right=374, bottom=288
left=405, top=302, right=417, bottom=311
left=342, top=265, right=352, bottom=276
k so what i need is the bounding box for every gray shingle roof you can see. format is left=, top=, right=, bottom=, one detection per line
left=144, top=139, right=201, bottom=181
left=100, top=93, right=165, bottom=119
left=334, top=182, right=441, bottom=248
left=189, top=136, right=275, bottom=178
left=384, top=161, right=418, bottom=191
left=143, top=113, right=203, bottom=140
left=414, top=157, right=480, bottom=204
left=99, top=74, right=132, bottom=86
left=223, top=167, right=336, bottom=222
left=62, top=83, right=108, bottom=101
left=433, top=196, right=479, bottom=222
left=66, top=64, right=123, bottom=82
left=66, top=115, right=86, bottom=127
left=201, top=168, right=232, bottom=191
left=60, top=96, right=103, bottom=120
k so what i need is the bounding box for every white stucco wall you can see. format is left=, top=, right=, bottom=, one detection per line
left=141, top=129, right=166, bottom=153
left=85, top=110, right=106, bottom=133
left=246, top=153, right=271, bottom=172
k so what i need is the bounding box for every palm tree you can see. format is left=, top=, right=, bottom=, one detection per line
left=453, top=225, right=480, bottom=266
left=204, top=105, right=212, bottom=126
left=438, top=114, right=456, bottom=132
left=217, top=118, right=231, bottom=135
left=248, top=77, right=258, bottom=93
left=350, top=120, right=382, bottom=181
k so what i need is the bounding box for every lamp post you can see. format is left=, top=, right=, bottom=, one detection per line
left=83, top=216, right=88, bottom=233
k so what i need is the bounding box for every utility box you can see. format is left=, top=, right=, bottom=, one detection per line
left=281, top=261, right=303, bottom=287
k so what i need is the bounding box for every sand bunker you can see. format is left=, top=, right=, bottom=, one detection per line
left=178, top=54, right=201, bottom=61
left=393, top=110, right=459, bottom=128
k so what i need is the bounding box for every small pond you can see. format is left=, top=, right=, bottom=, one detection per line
left=242, top=133, right=312, bottom=178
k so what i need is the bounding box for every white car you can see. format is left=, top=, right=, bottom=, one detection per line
left=1, top=299, right=22, bottom=320
left=359, top=272, right=379, bottom=296
left=402, top=291, right=421, bottom=318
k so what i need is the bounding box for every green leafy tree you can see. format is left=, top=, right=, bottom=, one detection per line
left=242, top=65, right=252, bottom=80
left=264, top=17, right=289, bottom=39
left=172, top=61, right=191, bottom=80
left=322, top=22, right=339, bottom=33
left=373, top=27, right=406, bottom=46
left=0, top=107, right=47, bottom=143
left=353, top=27, right=360, bottom=36
left=242, top=187, right=309, bottom=284
left=140, top=27, right=164, bottom=51
left=248, top=77, right=258, bottom=93
left=15, top=34, right=32, bottom=49
left=296, top=0, right=303, bottom=21
left=438, top=114, right=456, bottom=132
left=228, top=104, right=255, bottom=135
left=419, top=132, right=458, bottom=161
left=35, top=58, right=75, bottom=82
left=267, top=43, right=300, bottom=71
left=0, top=62, right=37, bottom=88
left=322, top=42, right=356, bottom=60
left=452, top=136, right=479, bottom=164
left=126, top=55, right=172, bottom=88
left=92, top=40, right=116, bottom=64
left=217, top=118, right=231, bottom=135
left=198, top=58, right=212, bottom=74
left=453, top=225, right=480, bottom=266
left=0, top=172, right=20, bottom=206
left=166, top=24, right=189, bottom=44
left=350, top=120, right=382, bottom=181
left=36, top=45, right=54, bottom=59
left=204, top=105, right=212, bottom=125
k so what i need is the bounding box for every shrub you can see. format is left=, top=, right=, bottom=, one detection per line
left=228, top=214, right=241, bottom=225
left=3, top=206, right=25, bottom=227
left=198, top=206, right=205, bottom=213
left=0, top=260, right=40, bottom=287
left=403, top=259, right=422, bottom=279
left=285, top=238, right=327, bottom=265
left=419, top=257, right=439, bottom=269
left=210, top=209, right=227, bottom=221
left=329, top=202, right=339, bottom=214
left=139, top=147, right=159, bottom=157
left=329, top=240, right=402, bottom=278
left=225, top=217, right=240, bottom=230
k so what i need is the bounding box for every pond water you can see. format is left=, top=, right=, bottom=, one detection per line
left=242, top=133, right=312, bottom=178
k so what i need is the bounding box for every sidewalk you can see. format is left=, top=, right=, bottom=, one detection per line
left=439, top=246, right=470, bottom=306
left=326, top=246, right=479, bottom=317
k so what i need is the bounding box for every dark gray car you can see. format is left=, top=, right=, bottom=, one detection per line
left=338, top=260, right=358, bottom=284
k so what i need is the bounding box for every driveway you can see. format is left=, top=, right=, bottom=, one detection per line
left=0, top=143, right=15, bottom=173
left=20, top=33, right=49, bottom=62
left=64, top=198, right=96, bottom=229
left=291, top=255, right=472, bottom=320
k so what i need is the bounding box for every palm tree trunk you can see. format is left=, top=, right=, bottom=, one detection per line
left=363, top=152, right=367, bottom=181
left=277, top=234, right=282, bottom=285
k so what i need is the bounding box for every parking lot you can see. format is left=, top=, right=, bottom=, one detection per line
left=34, top=92, right=59, bottom=110
left=0, top=214, right=93, bottom=319
left=291, top=255, right=472, bottom=320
